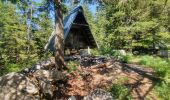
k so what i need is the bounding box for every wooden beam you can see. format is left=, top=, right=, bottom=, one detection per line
left=72, top=23, right=89, bottom=27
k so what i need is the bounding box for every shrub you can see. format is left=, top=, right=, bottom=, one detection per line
left=99, top=45, right=113, bottom=55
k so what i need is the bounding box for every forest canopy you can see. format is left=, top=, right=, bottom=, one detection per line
left=0, top=0, right=169, bottom=71
left=0, top=0, right=170, bottom=74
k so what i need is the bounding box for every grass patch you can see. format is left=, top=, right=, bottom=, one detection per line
left=108, top=77, right=131, bottom=100
left=0, top=63, right=21, bottom=76
left=91, top=49, right=101, bottom=56
left=122, top=54, right=169, bottom=78
left=123, top=54, right=170, bottom=99
left=0, top=57, right=40, bottom=76
left=110, top=84, right=131, bottom=100
left=67, top=61, right=79, bottom=73
left=155, top=81, right=170, bottom=100
left=121, top=53, right=134, bottom=63
left=138, top=55, right=169, bottom=78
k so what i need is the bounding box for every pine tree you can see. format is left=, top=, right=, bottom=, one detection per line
left=0, top=2, right=27, bottom=64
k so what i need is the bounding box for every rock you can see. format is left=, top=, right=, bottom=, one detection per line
left=0, top=58, right=66, bottom=100
left=25, top=78, right=39, bottom=94
left=80, top=49, right=89, bottom=56
left=112, top=50, right=126, bottom=56
left=20, top=57, right=56, bottom=74
left=119, top=50, right=126, bottom=56
left=34, top=70, right=51, bottom=79
left=34, top=69, right=65, bottom=81
left=0, top=72, right=40, bottom=100
left=37, top=78, right=54, bottom=99
left=68, top=96, right=76, bottom=100
left=83, top=89, right=113, bottom=100
left=158, top=50, right=169, bottom=58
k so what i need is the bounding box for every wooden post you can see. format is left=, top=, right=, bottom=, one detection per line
left=88, top=46, right=91, bottom=55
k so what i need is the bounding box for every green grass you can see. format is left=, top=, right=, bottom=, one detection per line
left=0, top=63, right=21, bottom=76
left=67, top=61, right=79, bottom=73
left=138, top=55, right=169, bottom=78
left=110, top=84, right=131, bottom=100
left=121, top=53, right=134, bottom=63
left=108, top=77, right=131, bottom=100
left=155, top=81, right=170, bottom=100
left=122, top=54, right=170, bottom=99
left=0, top=57, right=40, bottom=76
left=91, top=49, right=101, bottom=56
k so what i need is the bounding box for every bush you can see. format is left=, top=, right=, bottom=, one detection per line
left=99, top=45, right=113, bottom=55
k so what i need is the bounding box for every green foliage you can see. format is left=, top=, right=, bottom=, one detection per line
left=109, top=77, right=131, bottom=100
left=128, top=55, right=170, bottom=99
left=91, top=49, right=101, bottom=56
left=4, top=63, right=22, bottom=73
left=155, top=62, right=170, bottom=100
left=138, top=55, right=168, bottom=78
left=67, top=61, right=78, bottom=72
left=110, top=84, right=131, bottom=100
left=121, top=53, right=134, bottom=63
left=155, top=81, right=170, bottom=100
left=0, top=1, right=53, bottom=76
left=111, top=51, right=123, bottom=59
left=99, top=44, right=113, bottom=55
left=33, top=12, right=53, bottom=59
left=0, top=2, right=27, bottom=63
left=92, top=0, right=170, bottom=53
left=118, top=54, right=170, bottom=100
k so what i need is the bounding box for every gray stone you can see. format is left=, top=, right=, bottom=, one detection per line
left=68, top=96, right=76, bottom=100
left=0, top=58, right=65, bottom=100
left=158, top=50, right=169, bottom=58
left=34, top=69, right=64, bottom=81
left=112, top=50, right=126, bottom=56
left=0, top=72, right=40, bottom=100
left=83, top=89, right=113, bottom=100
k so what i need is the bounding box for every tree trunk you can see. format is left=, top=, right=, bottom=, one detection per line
left=54, top=0, right=67, bottom=70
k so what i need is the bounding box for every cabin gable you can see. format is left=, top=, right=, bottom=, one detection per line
left=45, top=5, right=97, bottom=53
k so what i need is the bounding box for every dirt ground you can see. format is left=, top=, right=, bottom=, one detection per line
left=55, top=59, right=159, bottom=100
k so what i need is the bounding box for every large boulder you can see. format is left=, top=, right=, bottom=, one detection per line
left=0, top=72, right=40, bottom=100
left=0, top=58, right=65, bottom=100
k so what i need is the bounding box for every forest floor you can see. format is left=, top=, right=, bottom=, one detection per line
left=55, top=57, right=159, bottom=100
left=0, top=56, right=161, bottom=100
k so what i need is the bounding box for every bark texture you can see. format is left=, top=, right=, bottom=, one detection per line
left=54, top=0, right=67, bottom=70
